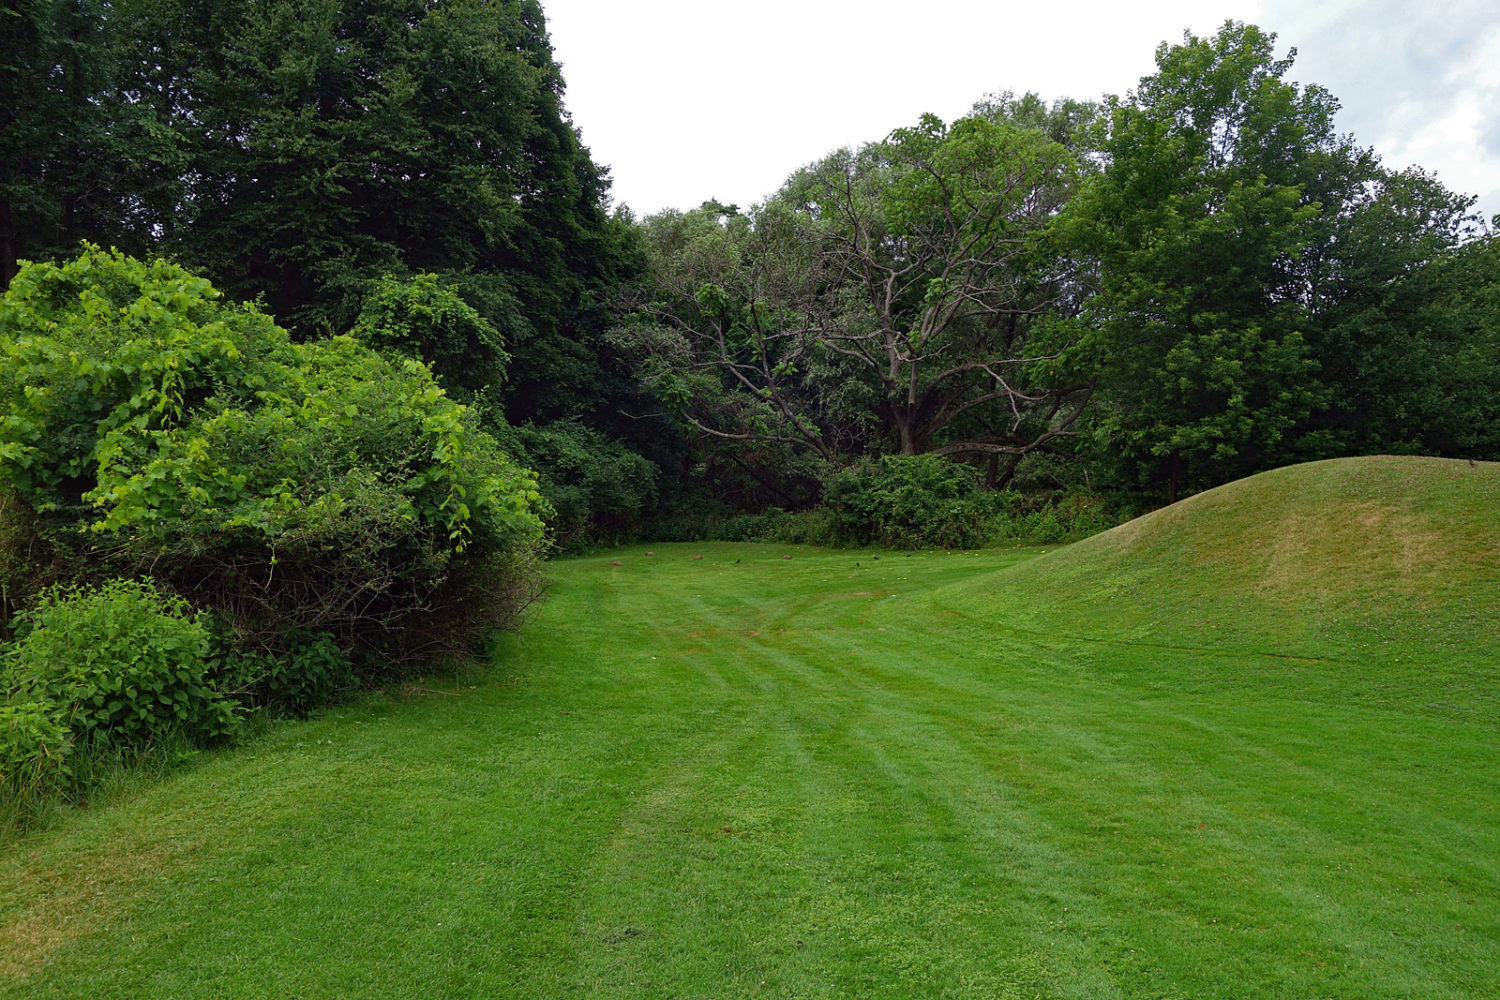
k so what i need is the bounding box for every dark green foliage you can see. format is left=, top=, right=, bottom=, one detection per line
left=103, top=0, right=641, bottom=427
left=501, top=421, right=659, bottom=551
left=0, top=699, right=73, bottom=801
left=3, top=579, right=238, bottom=749
left=0, top=0, right=183, bottom=286
left=4, top=0, right=643, bottom=432
left=0, top=248, right=548, bottom=663
left=1414, top=234, right=1500, bottom=458
left=0, top=490, right=55, bottom=636
left=641, top=504, right=839, bottom=547
left=130, top=0, right=552, bottom=332
left=639, top=473, right=1123, bottom=549
left=713, top=510, right=796, bottom=544
left=1070, top=22, right=1331, bottom=498
left=992, top=493, right=1129, bottom=544
left=1307, top=210, right=1499, bottom=459
left=212, top=630, right=353, bottom=719
left=716, top=508, right=840, bottom=546
left=823, top=455, right=999, bottom=549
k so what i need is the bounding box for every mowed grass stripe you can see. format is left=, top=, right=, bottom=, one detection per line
left=552, top=552, right=1071, bottom=998
left=796, top=574, right=1494, bottom=998
left=532, top=546, right=1496, bottom=998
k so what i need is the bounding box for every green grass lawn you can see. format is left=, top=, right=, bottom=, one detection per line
left=2, top=458, right=1497, bottom=998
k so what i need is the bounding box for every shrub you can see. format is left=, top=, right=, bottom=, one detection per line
left=0, top=700, right=73, bottom=800
left=349, top=272, right=510, bottom=403
left=501, top=421, right=658, bottom=551
left=770, top=507, right=840, bottom=546
left=1029, top=510, right=1067, bottom=544
left=824, top=455, right=999, bottom=549
left=715, top=511, right=768, bottom=542
left=0, top=248, right=549, bottom=664
left=642, top=498, right=728, bottom=543
left=704, top=507, right=840, bottom=546
left=212, top=630, right=354, bottom=718
left=3, top=579, right=238, bottom=748
left=981, top=491, right=1131, bottom=545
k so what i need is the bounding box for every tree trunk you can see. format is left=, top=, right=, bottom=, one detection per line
left=1168, top=453, right=1181, bottom=504
left=895, top=408, right=918, bottom=455
left=992, top=454, right=1021, bottom=491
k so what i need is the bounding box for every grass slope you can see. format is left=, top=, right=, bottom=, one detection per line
left=1, top=457, right=1496, bottom=998
left=956, top=455, right=1500, bottom=715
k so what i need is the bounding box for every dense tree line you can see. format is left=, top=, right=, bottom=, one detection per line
left=3, top=0, right=641, bottom=418
left=620, top=23, right=1498, bottom=505
left=3, top=7, right=1496, bottom=528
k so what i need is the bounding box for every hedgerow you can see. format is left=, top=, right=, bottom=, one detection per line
left=0, top=247, right=549, bottom=671
left=499, top=420, right=659, bottom=551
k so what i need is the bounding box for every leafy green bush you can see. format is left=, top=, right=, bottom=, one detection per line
left=4, top=579, right=238, bottom=748
left=1029, top=510, right=1067, bottom=544
left=349, top=272, right=510, bottom=403
left=715, top=511, right=770, bottom=542
left=212, top=630, right=354, bottom=718
left=768, top=507, right=840, bottom=546
left=824, top=455, right=999, bottom=549
left=638, top=477, right=1126, bottom=551
left=987, top=492, right=1130, bottom=545
left=640, top=496, right=726, bottom=543
left=0, top=248, right=549, bottom=663
left=704, top=507, right=839, bottom=546
left=0, top=700, right=73, bottom=800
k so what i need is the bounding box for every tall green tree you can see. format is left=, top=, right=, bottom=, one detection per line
left=1294, top=163, right=1492, bottom=457
left=1070, top=22, right=1333, bottom=499
left=0, top=0, right=181, bottom=288
left=120, top=0, right=637, bottom=421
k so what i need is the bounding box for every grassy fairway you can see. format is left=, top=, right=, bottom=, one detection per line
left=2, top=458, right=1497, bottom=998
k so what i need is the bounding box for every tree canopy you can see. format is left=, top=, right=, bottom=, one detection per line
left=3, top=7, right=1494, bottom=528
left=1066, top=23, right=1335, bottom=497
left=1, top=0, right=642, bottom=427
left=623, top=110, right=1095, bottom=487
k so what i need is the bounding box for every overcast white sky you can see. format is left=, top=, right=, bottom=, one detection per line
left=542, top=0, right=1499, bottom=223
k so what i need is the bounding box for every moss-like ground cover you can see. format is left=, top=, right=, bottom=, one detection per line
left=1, top=457, right=1496, bottom=998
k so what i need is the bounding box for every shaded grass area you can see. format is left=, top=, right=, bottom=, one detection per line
left=2, top=460, right=1497, bottom=997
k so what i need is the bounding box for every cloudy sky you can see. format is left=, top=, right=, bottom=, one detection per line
left=542, top=0, right=1499, bottom=222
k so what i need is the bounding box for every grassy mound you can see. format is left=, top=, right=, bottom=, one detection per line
left=959, top=457, right=1498, bottom=667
